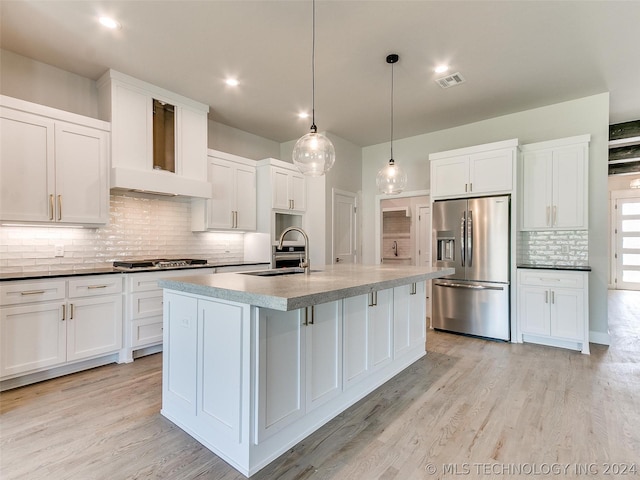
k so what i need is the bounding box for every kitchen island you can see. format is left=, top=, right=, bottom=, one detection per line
left=158, top=264, right=453, bottom=477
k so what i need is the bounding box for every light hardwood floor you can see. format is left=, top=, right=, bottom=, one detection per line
left=1, top=290, right=639, bottom=480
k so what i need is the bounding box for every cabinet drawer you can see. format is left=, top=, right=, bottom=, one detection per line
left=128, top=268, right=214, bottom=293
left=130, top=291, right=163, bottom=319
left=518, top=270, right=584, bottom=288
left=130, top=317, right=163, bottom=348
left=0, top=280, right=66, bottom=306
left=68, top=275, right=122, bottom=298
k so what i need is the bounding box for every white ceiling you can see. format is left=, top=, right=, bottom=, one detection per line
left=1, top=1, right=639, bottom=147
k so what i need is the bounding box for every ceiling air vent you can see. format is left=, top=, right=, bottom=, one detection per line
left=435, top=72, right=466, bottom=89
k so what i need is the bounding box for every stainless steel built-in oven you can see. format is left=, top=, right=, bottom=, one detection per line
left=272, top=245, right=306, bottom=269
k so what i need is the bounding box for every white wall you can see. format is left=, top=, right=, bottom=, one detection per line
left=208, top=120, right=280, bottom=160
left=362, top=93, right=610, bottom=339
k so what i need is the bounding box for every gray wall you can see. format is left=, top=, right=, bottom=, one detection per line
left=362, top=93, right=610, bottom=340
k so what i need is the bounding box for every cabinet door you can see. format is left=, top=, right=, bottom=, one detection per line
left=553, top=145, right=587, bottom=229
left=550, top=288, right=583, bottom=340
left=469, top=148, right=513, bottom=194
left=255, top=307, right=304, bottom=442
left=235, top=164, right=257, bottom=230
left=0, top=302, right=66, bottom=377
left=163, top=292, right=198, bottom=416
left=289, top=172, right=306, bottom=211
left=0, top=108, right=55, bottom=222
left=112, top=82, right=151, bottom=170
left=369, top=289, right=393, bottom=370
left=66, top=295, right=123, bottom=361
left=521, top=150, right=553, bottom=230
left=208, top=158, right=235, bottom=229
left=430, top=155, right=468, bottom=198
left=271, top=167, right=291, bottom=209
left=343, top=294, right=370, bottom=388
left=178, top=106, right=208, bottom=179
left=54, top=123, right=109, bottom=225
left=305, top=301, right=342, bottom=412
left=518, top=285, right=550, bottom=336
left=393, top=282, right=426, bottom=358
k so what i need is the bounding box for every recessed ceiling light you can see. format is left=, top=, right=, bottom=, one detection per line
left=298, top=112, right=310, bottom=119
left=225, top=78, right=239, bottom=87
left=99, top=16, right=121, bottom=30
left=435, top=65, right=449, bottom=74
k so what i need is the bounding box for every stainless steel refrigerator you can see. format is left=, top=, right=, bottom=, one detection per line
left=432, top=195, right=510, bottom=340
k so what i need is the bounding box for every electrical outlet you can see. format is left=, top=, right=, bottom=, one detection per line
left=54, top=245, right=64, bottom=257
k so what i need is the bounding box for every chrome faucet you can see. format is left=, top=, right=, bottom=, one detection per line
left=278, top=227, right=310, bottom=275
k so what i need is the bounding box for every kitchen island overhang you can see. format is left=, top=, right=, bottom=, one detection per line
left=159, top=264, right=454, bottom=477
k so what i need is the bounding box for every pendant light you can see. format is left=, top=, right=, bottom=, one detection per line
left=376, top=53, right=407, bottom=195
left=292, top=0, right=336, bottom=176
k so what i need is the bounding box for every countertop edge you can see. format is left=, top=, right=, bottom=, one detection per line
left=159, top=267, right=454, bottom=311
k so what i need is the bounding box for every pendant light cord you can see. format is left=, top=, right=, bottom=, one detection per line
left=311, top=0, right=317, bottom=133
left=390, top=59, right=394, bottom=163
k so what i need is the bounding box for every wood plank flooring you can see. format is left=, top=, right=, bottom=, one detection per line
left=1, top=290, right=639, bottom=479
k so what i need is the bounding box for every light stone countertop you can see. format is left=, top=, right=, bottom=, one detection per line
left=158, top=263, right=455, bottom=311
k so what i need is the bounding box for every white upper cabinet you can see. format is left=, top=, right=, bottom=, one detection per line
left=97, top=70, right=211, bottom=198
left=266, top=163, right=306, bottom=212
left=520, top=135, right=590, bottom=230
left=429, top=139, right=517, bottom=199
left=0, top=96, right=109, bottom=225
left=192, top=150, right=257, bottom=231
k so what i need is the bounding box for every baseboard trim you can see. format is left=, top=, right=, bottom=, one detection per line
left=589, top=330, right=611, bottom=346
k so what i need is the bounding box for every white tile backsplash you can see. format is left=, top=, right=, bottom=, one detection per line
left=518, top=230, right=589, bottom=266
left=0, top=193, right=244, bottom=274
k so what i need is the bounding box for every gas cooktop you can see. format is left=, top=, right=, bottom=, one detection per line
left=113, top=258, right=208, bottom=270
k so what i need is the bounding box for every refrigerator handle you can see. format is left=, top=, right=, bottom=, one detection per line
left=460, top=212, right=466, bottom=267
left=467, top=209, right=473, bottom=267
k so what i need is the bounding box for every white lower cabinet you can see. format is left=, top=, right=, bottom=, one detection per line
left=256, top=300, right=343, bottom=442
left=393, top=282, right=426, bottom=358
left=0, top=275, right=123, bottom=381
left=517, top=269, right=589, bottom=354
left=161, top=283, right=425, bottom=477
left=123, top=268, right=214, bottom=361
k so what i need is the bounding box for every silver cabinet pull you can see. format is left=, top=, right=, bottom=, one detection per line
left=87, top=285, right=107, bottom=289
left=553, top=206, right=557, bottom=226
left=368, top=291, right=378, bottom=307
left=304, top=306, right=315, bottom=326
left=469, top=182, right=473, bottom=192
left=545, top=290, right=549, bottom=303
left=20, top=290, right=45, bottom=296
left=546, top=206, right=550, bottom=226
left=57, top=195, right=62, bottom=220
left=551, top=291, right=555, bottom=304
left=61, top=304, right=66, bottom=321
left=49, top=194, right=55, bottom=220
left=310, top=305, right=314, bottom=325
left=70, top=303, right=74, bottom=319
left=465, top=183, right=468, bottom=192
left=410, top=283, right=417, bottom=295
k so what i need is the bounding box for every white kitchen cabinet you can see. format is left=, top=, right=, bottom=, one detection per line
left=520, top=135, right=590, bottom=230
left=123, top=268, right=215, bottom=361
left=97, top=69, right=211, bottom=198
left=517, top=269, right=589, bottom=354
left=0, top=275, right=123, bottom=381
left=255, top=299, right=342, bottom=441
left=343, top=288, right=393, bottom=389
left=192, top=151, right=256, bottom=231
left=271, top=165, right=306, bottom=211
left=0, top=96, right=110, bottom=225
left=393, top=282, right=426, bottom=359
left=430, top=139, right=517, bottom=199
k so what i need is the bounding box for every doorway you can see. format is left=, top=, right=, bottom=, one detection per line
left=613, top=194, right=640, bottom=290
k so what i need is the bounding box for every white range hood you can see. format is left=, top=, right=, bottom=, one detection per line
left=111, top=166, right=212, bottom=198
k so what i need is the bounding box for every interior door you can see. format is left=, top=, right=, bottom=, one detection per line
left=615, top=197, right=640, bottom=290
left=333, top=190, right=357, bottom=264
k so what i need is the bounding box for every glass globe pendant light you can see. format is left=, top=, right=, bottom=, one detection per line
left=292, top=0, right=335, bottom=176
left=376, top=53, right=407, bottom=195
